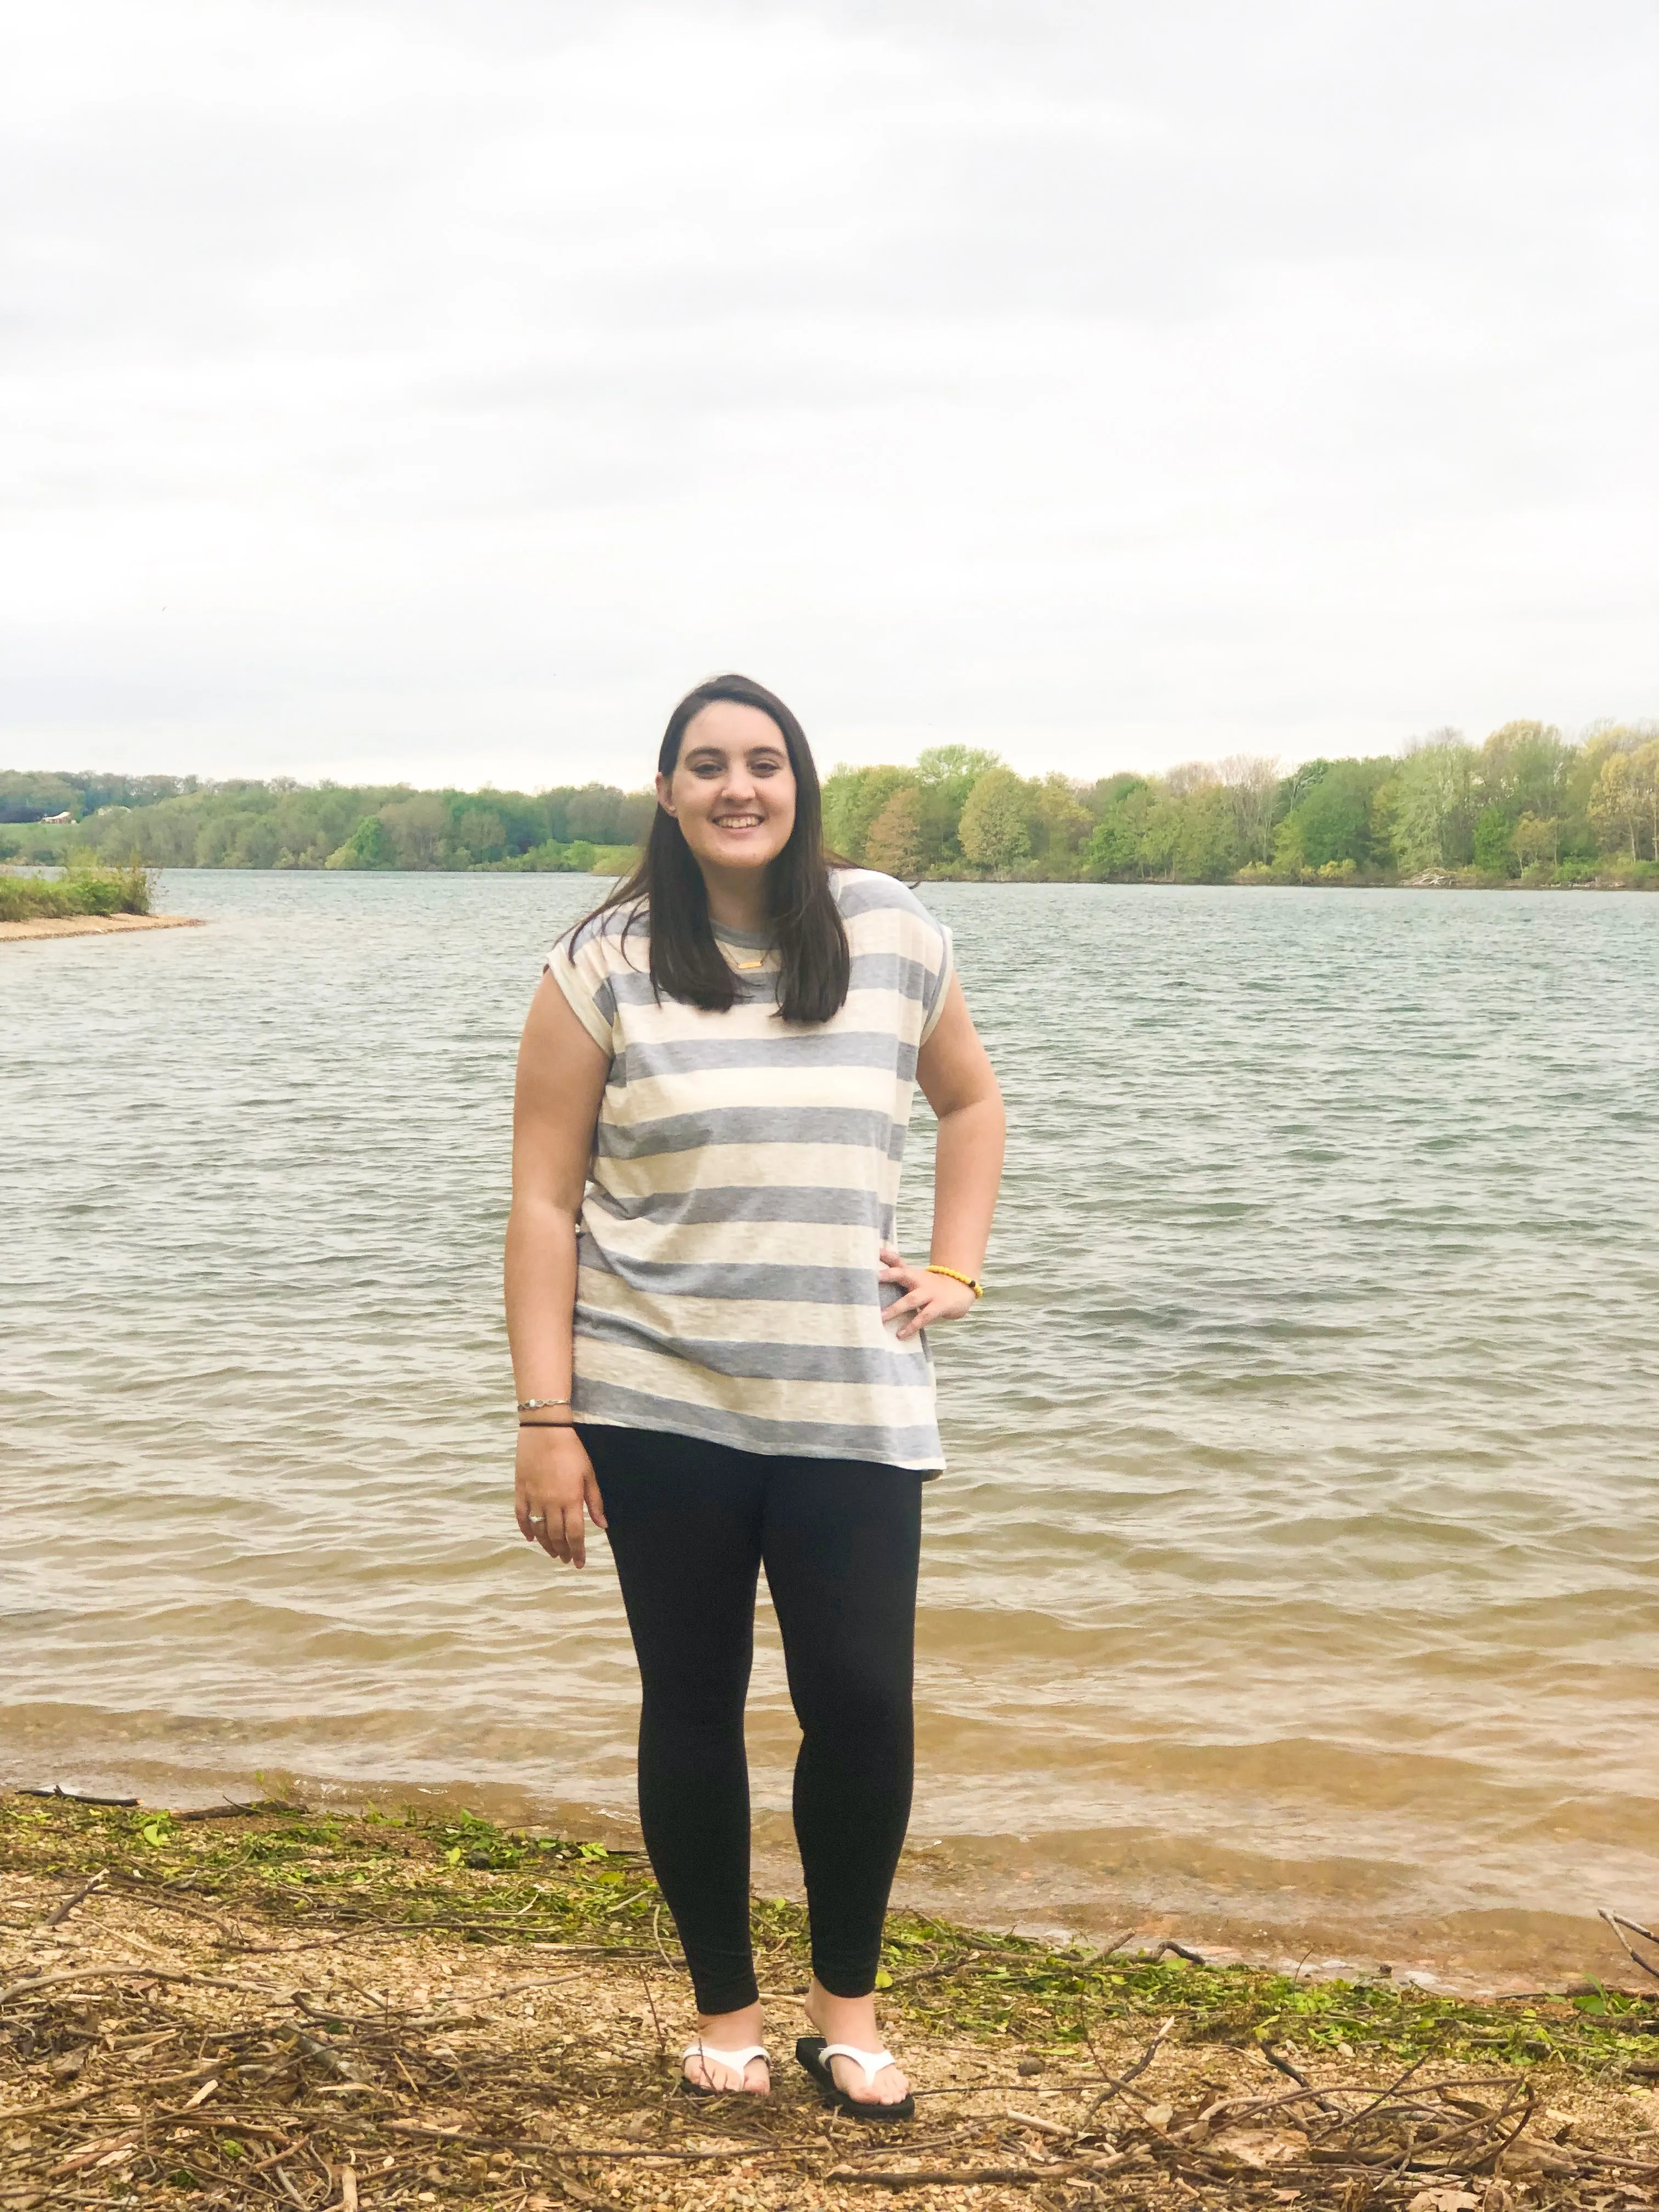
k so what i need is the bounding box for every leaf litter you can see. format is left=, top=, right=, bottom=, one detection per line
left=2, top=1794, right=1656, bottom=2210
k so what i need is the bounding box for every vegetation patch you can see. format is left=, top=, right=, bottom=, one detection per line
left=0, top=859, right=153, bottom=923
left=5, top=721, right=1657, bottom=885
left=3, top=1795, right=1656, bottom=2210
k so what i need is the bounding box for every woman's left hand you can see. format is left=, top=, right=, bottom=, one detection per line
left=878, top=1243, right=979, bottom=1340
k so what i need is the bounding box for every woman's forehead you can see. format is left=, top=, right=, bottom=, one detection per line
left=679, top=701, right=789, bottom=757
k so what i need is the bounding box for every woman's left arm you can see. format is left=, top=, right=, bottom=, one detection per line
left=881, top=975, right=1006, bottom=1341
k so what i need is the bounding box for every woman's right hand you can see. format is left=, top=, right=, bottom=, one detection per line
left=515, top=1425, right=607, bottom=1568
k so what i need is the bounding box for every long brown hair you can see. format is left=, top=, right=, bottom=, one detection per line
left=576, top=674, right=850, bottom=1025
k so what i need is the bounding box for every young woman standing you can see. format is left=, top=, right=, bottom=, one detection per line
left=505, top=675, right=1003, bottom=2117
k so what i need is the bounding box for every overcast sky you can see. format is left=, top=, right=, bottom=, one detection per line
left=3, top=0, right=1654, bottom=791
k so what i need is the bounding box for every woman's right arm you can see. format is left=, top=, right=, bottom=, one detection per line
left=505, top=972, right=613, bottom=1568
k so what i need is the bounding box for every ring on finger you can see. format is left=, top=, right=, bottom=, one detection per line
left=527, top=1512, right=546, bottom=1525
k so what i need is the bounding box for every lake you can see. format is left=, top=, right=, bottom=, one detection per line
left=3, top=872, right=1655, bottom=1989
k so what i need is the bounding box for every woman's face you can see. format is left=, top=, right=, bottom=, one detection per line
left=657, top=701, right=798, bottom=874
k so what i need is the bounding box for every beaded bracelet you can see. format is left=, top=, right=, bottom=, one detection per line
left=517, top=1396, right=571, bottom=1412
left=926, top=1265, right=984, bottom=1299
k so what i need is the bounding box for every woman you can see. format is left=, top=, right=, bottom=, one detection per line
left=505, top=675, right=1003, bottom=2117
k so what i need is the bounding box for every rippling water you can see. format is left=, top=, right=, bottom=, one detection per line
left=3, top=874, right=1656, bottom=1987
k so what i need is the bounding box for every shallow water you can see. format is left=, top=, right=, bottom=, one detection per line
left=3, top=874, right=1656, bottom=1988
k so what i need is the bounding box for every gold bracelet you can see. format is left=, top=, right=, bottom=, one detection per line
left=926, top=1265, right=984, bottom=1299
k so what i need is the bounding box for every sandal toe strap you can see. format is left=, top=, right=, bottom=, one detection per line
left=819, top=2042, right=896, bottom=2091
left=683, top=2041, right=769, bottom=2073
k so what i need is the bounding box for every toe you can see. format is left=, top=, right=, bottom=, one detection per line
left=684, top=2055, right=769, bottom=2095
left=829, top=2056, right=907, bottom=2105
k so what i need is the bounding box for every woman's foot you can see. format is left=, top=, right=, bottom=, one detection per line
left=802, top=1978, right=909, bottom=2106
left=682, top=2002, right=770, bottom=2094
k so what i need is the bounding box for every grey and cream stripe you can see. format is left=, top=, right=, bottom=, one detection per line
left=549, top=869, right=955, bottom=1472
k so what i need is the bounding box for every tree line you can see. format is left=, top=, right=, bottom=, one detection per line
left=821, top=724, right=1658, bottom=885
left=0, top=773, right=652, bottom=875
left=2, top=719, right=1655, bottom=885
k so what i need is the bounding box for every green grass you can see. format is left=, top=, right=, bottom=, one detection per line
left=0, top=857, right=154, bottom=921
left=5, top=1794, right=1656, bottom=2084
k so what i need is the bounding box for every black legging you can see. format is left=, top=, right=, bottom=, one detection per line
left=579, top=1426, right=923, bottom=2017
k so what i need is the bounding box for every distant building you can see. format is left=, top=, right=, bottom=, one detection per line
left=40, top=811, right=72, bottom=825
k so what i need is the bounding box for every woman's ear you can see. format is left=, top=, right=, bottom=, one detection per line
left=654, top=770, right=676, bottom=818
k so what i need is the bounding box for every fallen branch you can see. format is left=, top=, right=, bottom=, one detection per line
left=1082, top=2011, right=1174, bottom=2119
left=16, top=1786, right=137, bottom=1807
left=43, top=1871, right=108, bottom=1927
left=0, top=1963, right=280, bottom=2004
left=173, top=1800, right=308, bottom=1822
left=1258, top=2038, right=1344, bottom=2115
left=1600, top=1908, right=1659, bottom=1988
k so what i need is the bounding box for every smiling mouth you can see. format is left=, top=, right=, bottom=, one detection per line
left=714, top=814, right=765, bottom=830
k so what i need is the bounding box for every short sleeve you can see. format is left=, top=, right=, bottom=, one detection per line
left=545, top=921, right=618, bottom=1054
left=918, top=921, right=955, bottom=1042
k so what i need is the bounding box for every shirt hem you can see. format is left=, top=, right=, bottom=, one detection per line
left=571, top=1395, right=946, bottom=1476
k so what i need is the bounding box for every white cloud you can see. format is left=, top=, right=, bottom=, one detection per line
left=1, top=0, right=1653, bottom=788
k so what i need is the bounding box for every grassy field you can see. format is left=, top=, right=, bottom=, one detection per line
left=2, top=1793, right=1656, bottom=2210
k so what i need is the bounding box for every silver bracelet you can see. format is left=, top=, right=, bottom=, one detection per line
left=517, top=1395, right=572, bottom=1413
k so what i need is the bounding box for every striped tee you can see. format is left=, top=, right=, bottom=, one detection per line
left=548, top=868, right=955, bottom=1472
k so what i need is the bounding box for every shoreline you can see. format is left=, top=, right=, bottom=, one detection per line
left=3, top=1793, right=1654, bottom=2212
left=0, top=912, right=206, bottom=943
left=9, top=866, right=1655, bottom=893
left=8, top=1765, right=1647, bottom=2007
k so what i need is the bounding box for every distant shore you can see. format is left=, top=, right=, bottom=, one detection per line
left=0, top=911, right=205, bottom=943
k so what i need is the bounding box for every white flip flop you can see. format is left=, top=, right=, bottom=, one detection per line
left=680, top=2039, right=770, bottom=2097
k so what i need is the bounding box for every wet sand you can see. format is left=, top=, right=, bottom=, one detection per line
left=0, top=911, right=206, bottom=941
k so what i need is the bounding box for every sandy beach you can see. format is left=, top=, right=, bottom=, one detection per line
left=0, top=913, right=206, bottom=943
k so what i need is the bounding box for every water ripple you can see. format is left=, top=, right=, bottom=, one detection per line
left=3, top=874, right=1655, bottom=1975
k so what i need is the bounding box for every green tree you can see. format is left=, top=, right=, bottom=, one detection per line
left=453, top=806, right=508, bottom=865
left=864, top=785, right=925, bottom=878
left=1136, top=792, right=1186, bottom=881
left=1391, top=732, right=1476, bottom=873
left=1472, top=805, right=1516, bottom=877
left=1637, top=742, right=1659, bottom=861
left=0, top=770, right=81, bottom=822
left=1083, top=781, right=1149, bottom=878
left=914, top=744, right=1003, bottom=795
left=325, top=814, right=399, bottom=870
left=958, top=768, right=1031, bottom=873
left=1478, top=721, right=1573, bottom=819
left=378, top=793, right=450, bottom=868
left=821, top=766, right=915, bottom=864
left=1513, top=814, right=1562, bottom=871
left=1031, top=773, right=1093, bottom=878
left=1171, top=785, right=1243, bottom=881
left=912, top=746, right=1006, bottom=867
left=1587, top=744, right=1659, bottom=861
left=1216, top=755, right=1280, bottom=866
left=1273, top=757, right=1392, bottom=876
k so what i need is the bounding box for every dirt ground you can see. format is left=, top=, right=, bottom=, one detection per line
left=3, top=1795, right=1656, bottom=2212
